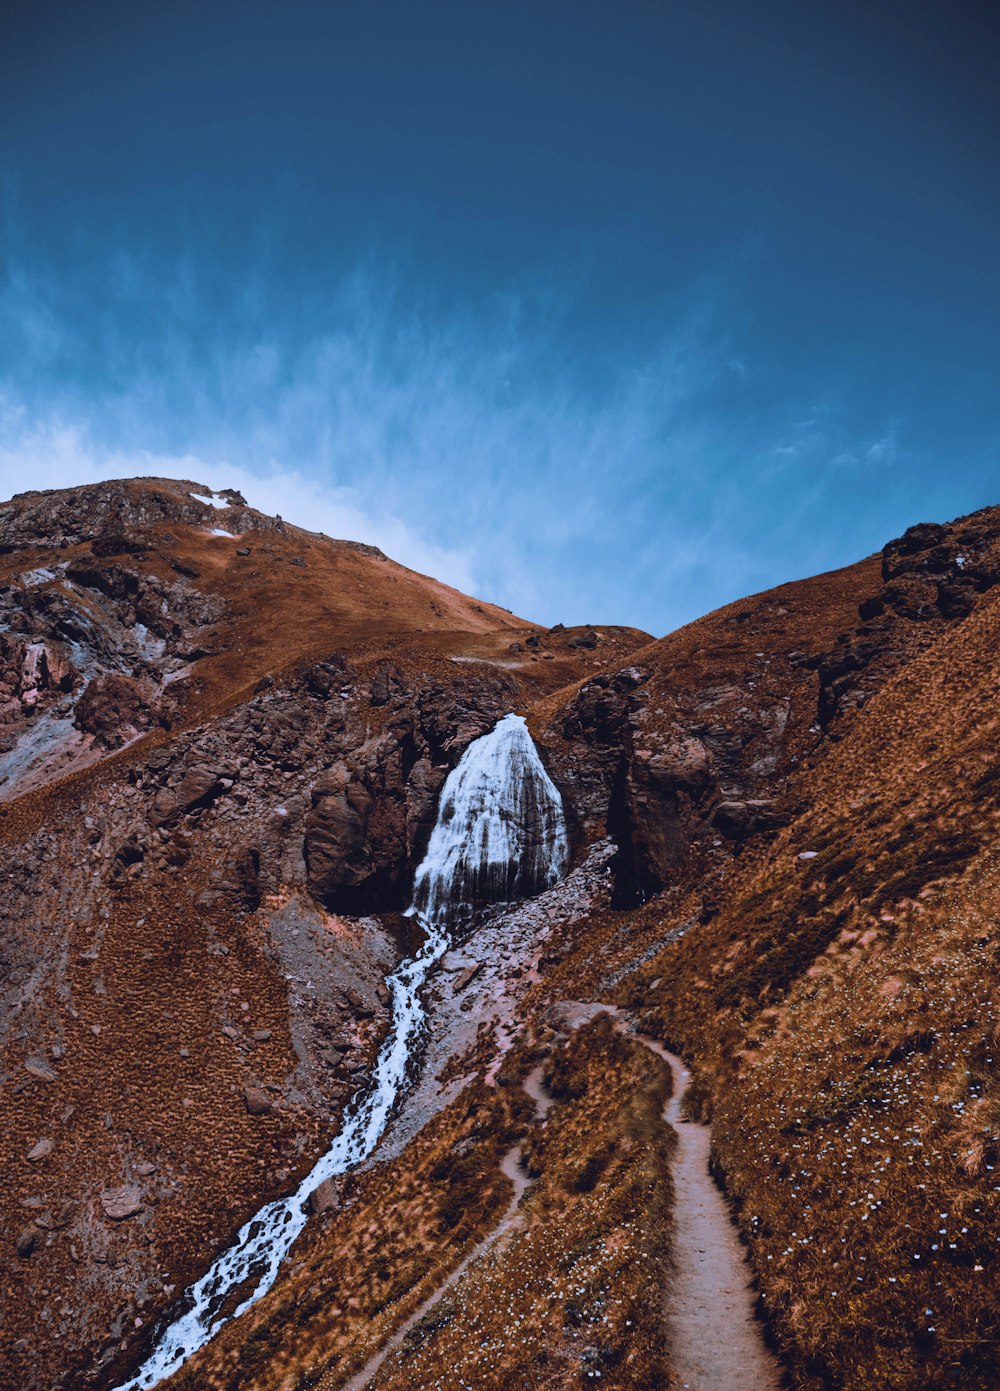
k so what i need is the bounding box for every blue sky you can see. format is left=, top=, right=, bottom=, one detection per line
left=1, top=0, right=997, bottom=634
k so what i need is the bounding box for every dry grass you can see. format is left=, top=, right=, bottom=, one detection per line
left=162, top=1079, right=530, bottom=1391
left=370, top=1016, right=675, bottom=1391
left=609, top=590, right=1000, bottom=1390
left=155, top=1015, right=675, bottom=1391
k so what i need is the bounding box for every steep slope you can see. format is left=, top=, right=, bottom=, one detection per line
left=0, top=478, right=650, bottom=1391
left=623, top=576, right=1000, bottom=1390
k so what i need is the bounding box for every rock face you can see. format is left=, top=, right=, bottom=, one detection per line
left=73, top=673, right=154, bottom=748
left=303, top=676, right=519, bottom=915
left=610, top=726, right=718, bottom=904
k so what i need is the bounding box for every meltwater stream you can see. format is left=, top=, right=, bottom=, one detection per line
left=115, top=713, right=567, bottom=1390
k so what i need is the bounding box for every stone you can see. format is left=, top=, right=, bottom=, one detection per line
left=454, top=961, right=483, bottom=992
left=243, top=1085, right=275, bottom=1116
left=24, top=1058, right=57, bottom=1082
left=150, top=787, right=180, bottom=826
left=16, top=1225, right=39, bottom=1258
left=100, top=1184, right=144, bottom=1220
left=176, top=763, right=227, bottom=812
left=251, top=1029, right=272, bottom=1042
left=307, top=1179, right=338, bottom=1215
left=26, top=1138, right=53, bottom=1162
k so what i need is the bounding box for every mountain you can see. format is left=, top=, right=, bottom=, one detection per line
left=2, top=478, right=998, bottom=1391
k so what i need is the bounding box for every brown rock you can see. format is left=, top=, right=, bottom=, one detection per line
left=454, top=961, right=483, bottom=991
left=100, top=1184, right=144, bottom=1220
left=26, top=1138, right=53, bottom=1162
left=307, top=1179, right=338, bottom=1215
left=24, top=1058, right=57, bottom=1082
left=150, top=787, right=180, bottom=825
left=243, top=1085, right=275, bottom=1116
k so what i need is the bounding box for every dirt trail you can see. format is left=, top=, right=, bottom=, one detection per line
left=632, top=1030, right=783, bottom=1391
left=340, top=1064, right=550, bottom=1391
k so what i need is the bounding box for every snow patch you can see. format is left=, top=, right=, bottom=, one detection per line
left=189, top=491, right=230, bottom=510
left=19, top=567, right=57, bottom=587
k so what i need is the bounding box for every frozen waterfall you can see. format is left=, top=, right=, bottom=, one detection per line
left=411, top=712, right=569, bottom=927
left=112, top=711, right=568, bottom=1390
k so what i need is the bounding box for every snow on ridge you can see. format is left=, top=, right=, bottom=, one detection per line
left=189, top=491, right=230, bottom=510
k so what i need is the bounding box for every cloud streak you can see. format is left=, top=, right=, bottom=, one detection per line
left=0, top=252, right=958, bottom=635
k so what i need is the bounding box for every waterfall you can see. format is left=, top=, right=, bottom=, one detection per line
left=411, top=712, right=569, bottom=927
left=113, top=712, right=568, bottom=1390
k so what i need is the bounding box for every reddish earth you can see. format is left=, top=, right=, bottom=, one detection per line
left=2, top=476, right=998, bottom=1391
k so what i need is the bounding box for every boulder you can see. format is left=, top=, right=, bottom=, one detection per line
left=175, top=761, right=235, bottom=811
left=100, top=1184, right=144, bottom=1220
left=243, top=1085, right=275, bottom=1116
left=307, top=1179, right=338, bottom=1215
left=16, top=1225, right=39, bottom=1258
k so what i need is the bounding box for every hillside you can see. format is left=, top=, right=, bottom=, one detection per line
left=1, top=478, right=998, bottom=1391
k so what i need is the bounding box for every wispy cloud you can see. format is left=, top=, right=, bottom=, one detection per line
left=0, top=256, right=745, bottom=626
left=0, top=252, right=941, bottom=633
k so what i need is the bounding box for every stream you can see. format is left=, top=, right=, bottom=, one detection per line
left=113, top=713, right=568, bottom=1390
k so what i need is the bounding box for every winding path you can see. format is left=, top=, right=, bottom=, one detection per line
left=340, top=1065, right=551, bottom=1391
left=630, top=1028, right=783, bottom=1391
left=340, top=1012, right=781, bottom=1391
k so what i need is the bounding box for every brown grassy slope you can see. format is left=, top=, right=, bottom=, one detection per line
left=0, top=476, right=650, bottom=736
left=620, top=585, right=1000, bottom=1390
left=534, top=550, right=882, bottom=744
left=159, top=1017, right=674, bottom=1391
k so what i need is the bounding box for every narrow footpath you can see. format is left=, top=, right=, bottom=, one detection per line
left=340, top=1004, right=782, bottom=1391
left=340, top=1065, right=551, bottom=1391
left=631, top=1029, right=784, bottom=1391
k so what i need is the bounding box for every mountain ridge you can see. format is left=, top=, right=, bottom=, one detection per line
left=1, top=476, right=998, bottom=1391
